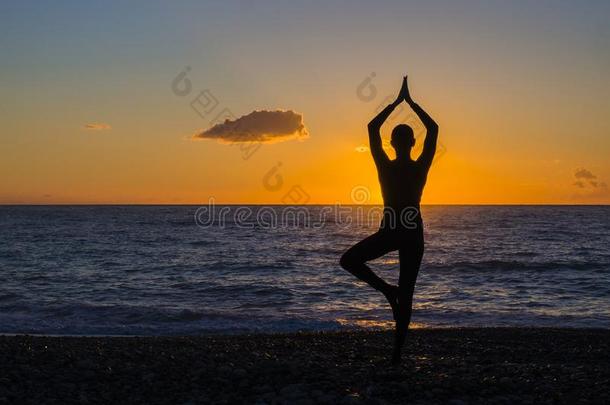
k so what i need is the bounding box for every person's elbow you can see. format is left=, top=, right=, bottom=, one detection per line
left=426, top=124, right=439, bottom=139
left=424, top=130, right=438, bottom=148
left=367, top=121, right=381, bottom=132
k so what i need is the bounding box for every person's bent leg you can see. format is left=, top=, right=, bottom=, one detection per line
left=339, top=231, right=396, bottom=295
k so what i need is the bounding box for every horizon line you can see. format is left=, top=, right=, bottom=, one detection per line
left=1, top=203, right=609, bottom=207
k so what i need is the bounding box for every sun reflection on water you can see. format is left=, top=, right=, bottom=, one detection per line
left=336, top=318, right=428, bottom=329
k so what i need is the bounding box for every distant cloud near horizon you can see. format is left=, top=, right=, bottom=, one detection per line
left=193, top=110, right=308, bottom=144
left=574, top=168, right=596, bottom=180
left=83, top=123, right=111, bottom=130
left=573, top=168, right=606, bottom=189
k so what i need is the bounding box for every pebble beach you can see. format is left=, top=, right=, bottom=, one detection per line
left=1, top=328, right=609, bottom=404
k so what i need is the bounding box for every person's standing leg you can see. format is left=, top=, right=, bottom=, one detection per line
left=392, top=230, right=424, bottom=364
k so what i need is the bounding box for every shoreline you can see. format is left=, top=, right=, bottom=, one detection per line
left=1, top=327, right=609, bottom=404
left=1, top=325, right=609, bottom=338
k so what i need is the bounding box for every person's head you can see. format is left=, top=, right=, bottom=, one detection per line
left=390, top=124, right=415, bottom=155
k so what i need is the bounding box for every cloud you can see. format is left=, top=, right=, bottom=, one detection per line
left=83, top=123, right=111, bottom=130
left=574, top=168, right=596, bottom=180
left=572, top=168, right=607, bottom=189
left=193, top=110, right=308, bottom=144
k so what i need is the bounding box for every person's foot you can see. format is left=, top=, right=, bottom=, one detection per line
left=383, top=285, right=400, bottom=321
left=392, top=310, right=408, bottom=366
left=391, top=327, right=405, bottom=365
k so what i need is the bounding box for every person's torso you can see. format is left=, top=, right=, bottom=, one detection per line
left=378, top=159, right=428, bottom=211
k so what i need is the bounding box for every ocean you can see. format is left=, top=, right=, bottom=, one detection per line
left=1, top=205, right=609, bottom=335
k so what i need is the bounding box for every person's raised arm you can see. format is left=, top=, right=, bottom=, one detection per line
left=404, top=77, right=438, bottom=168
left=367, top=78, right=408, bottom=166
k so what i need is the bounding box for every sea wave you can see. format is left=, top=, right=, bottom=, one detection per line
left=1, top=205, right=609, bottom=334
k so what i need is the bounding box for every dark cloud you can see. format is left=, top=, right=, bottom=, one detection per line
left=193, top=110, right=308, bottom=144
left=574, top=168, right=596, bottom=180
left=573, top=168, right=607, bottom=189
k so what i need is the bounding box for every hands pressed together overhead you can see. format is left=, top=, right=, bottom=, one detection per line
left=395, top=75, right=414, bottom=105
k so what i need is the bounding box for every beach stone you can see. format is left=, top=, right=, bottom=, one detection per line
left=260, top=391, right=276, bottom=402
left=75, top=359, right=95, bottom=369
left=293, top=399, right=315, bottom=405
left=253, top=385, right=272, bottom=394
left=499, top=377, right=514, bottom=387
left=341, top=394, right=364, bottom=404
left=310, top=389, right=324, bottom=398
left=491, top=395, right=510, bottom=404
left=279, top=383, right=307, bottom=397
left=233, top=368, right=247, bottom=378
left=62, top=382, right=77, bottom=391
left=431, top=387, right=445, bottom=396
left=317, top=393, right=337, bottom=404
left=218, top=365, right=231, bottom=374
left=142, top=372, right=156, bottom=382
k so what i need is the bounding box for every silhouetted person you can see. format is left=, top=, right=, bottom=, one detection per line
left=340, top=76, right=438, bottom=364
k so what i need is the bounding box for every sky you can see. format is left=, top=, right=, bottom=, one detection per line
left=1, top=0, right=609, bottom=204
